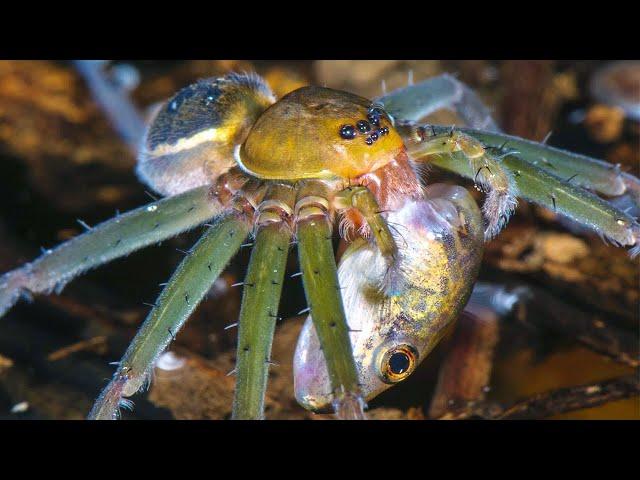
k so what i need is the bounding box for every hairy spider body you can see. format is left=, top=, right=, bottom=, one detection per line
left=1, top=68, right=638, bottom=420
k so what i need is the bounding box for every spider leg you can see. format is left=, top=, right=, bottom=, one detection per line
left=402, top=125, right=640, bottom=255
left=295, top=181, right=365, bottom=419
left=378, top=74, right=640, bottom=211
left=379, top=75, right=638, bottom=210
left=334, top=185, right=401, bottom=295
left=376, top=73, right=500, bottom=132
left=455, top=127, right=639, bottom=201
left=0, top=185, right=226, bottom=319
left=73, top=60, right=146, bottom=153
left=403, top=127, right=517, bottom=239
left=232, top=184, right=295, bottom=419
left=88, top=208, right=253, bottom=419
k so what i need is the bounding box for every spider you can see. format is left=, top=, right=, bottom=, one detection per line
left=0, top=65, right=638, bottom=420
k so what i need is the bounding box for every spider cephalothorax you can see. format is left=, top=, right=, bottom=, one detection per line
left=1, top=70, right=638, bottom=420
left=239, top=86, right=404, bottom=180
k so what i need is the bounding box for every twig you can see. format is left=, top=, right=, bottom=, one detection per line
left=515, top=285, right=639, bottom=368
left=489, top=373, right=640, bottom=419
left=47, top=336, right=108, bottom=361
left=429, top=308, right=500, bottom=419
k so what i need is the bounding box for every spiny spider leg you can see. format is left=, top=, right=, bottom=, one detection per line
left=376, top=72, right=639, bottom=212
left=89, top=207, right=254, bottom=419
left=232, top=184, right=295, bottom=419
left=0, top=185, right=225, bottom=319
left=334, top=186, right=401, bottom=295
left=295, top=181, right=365, bottom=420
left=379, top=74, right=638, bottom=206
left=403, top=128, right=517, bottom=239
left=495, top=153, right=639, bottom=256
left=453, top=127, right=640, bottom=201
left=401, top=125, right=640, bottom=255
left=376, top=73, right=500, bottom=132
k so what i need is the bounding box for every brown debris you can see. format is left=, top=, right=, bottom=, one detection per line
left=263, top=67, right=309, bottom=98
left=512, top=285, right=639, bottom=368
left=485, top=225, right=640, bottom=322
left=584, top=104, right=626, bottom=143
left=147, top=352, right=236, bottom=420
left=491, top=373, right=640, bottom=420
left=429, top=309, right=500, bottom=419
left=499, top=61, right=558, bottom=140
left=0, top=60, right=136, bottom=211
left=438, top=373, right=639, bottom=420
left=146, top=317, right=313, bottom=420
left=314, top=60, right=442, bottom=99
left=47, top=336, right=108, bottom=362
left=607, top=142, right=640, bottom=176
left=0, top=354, right=13, bottom=373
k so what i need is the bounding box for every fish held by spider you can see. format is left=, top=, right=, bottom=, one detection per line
left=294, top=184, right=485, bottom=411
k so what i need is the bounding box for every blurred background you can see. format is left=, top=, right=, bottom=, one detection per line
left=0, top=60, right=637, bottom=419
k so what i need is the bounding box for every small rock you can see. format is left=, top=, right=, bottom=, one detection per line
left=538, top=233, right=590, bottom=264
left=11, top=401, right=29, bottom=414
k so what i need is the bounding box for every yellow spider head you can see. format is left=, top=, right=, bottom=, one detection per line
left=239, top=86, right=405, bottom=181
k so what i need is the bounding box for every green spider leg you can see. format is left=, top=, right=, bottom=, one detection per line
left=0, top=185, right=226, bottom=319
left=89, top=205, right=254, bottom=419
left=234, top=181, right=372, bottom=420
left=379, top=72, right=639, bottom=204
left=295, top=181, right=366, bottom=419
left=376, top=72, right=640, bottom=227
left=402, top=126, right=518, bottom=239
left=234, top=181, right=399, bottom=420
left=457, top=127, right=640, bottom=202
left=400, top=125, right=640, bottom=256
left=232, top=184, right=295, bottom=420
left=334, top=186, right=401, bottom=295
left=376, top=73, right=500, bottom=132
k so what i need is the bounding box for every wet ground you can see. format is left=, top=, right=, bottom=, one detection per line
left=0, top=60, right=637, bottom=419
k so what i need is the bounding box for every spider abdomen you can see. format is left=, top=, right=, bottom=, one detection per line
left=137, top=73, right=275, bottom=196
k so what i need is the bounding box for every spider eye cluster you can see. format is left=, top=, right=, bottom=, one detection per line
left=338, top=105, right=390, bottom=145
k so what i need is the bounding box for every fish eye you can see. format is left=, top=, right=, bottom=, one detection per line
left=378, top=344, right=418, bottom=384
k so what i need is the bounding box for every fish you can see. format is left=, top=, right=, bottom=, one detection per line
left=294, top=183, right=485, bottom=412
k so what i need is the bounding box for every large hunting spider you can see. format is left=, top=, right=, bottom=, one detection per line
left=1, top=64, right=638, bottom=419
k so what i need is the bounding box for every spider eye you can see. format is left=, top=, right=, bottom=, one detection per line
left=378, top=344, right=418, bottom=383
